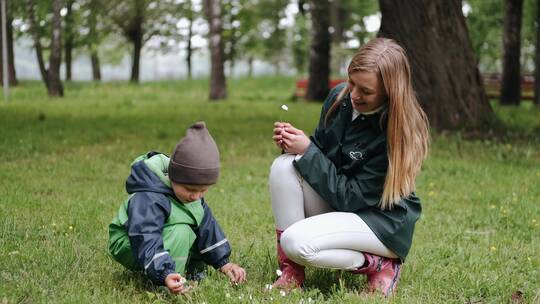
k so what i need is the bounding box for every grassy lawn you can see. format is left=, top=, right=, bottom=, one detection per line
left=1, top=78, right=539, bottom=303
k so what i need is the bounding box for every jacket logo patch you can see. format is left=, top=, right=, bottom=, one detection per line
left=349, top=151, right=363, bottom=160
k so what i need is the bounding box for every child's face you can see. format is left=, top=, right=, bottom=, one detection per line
left=171, top=182, right=211, bottom=203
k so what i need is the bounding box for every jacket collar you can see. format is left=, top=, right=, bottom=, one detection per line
left=340, top=94, right=387, bottom=132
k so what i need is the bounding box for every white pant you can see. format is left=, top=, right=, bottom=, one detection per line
left=269, top=154, right=397, bottom=270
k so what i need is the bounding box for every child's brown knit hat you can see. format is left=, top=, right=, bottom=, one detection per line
left=168, top=121, right=220, bottom=185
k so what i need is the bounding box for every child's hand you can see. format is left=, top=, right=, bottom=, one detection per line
left=164, top=273, right=189, bottom=294
left=220, top=262, right=247, bottom=284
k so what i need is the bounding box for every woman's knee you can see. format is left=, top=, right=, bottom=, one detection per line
left=269, top=154, right=296, bottom=183
left=281, top=226, right=314, bottom=264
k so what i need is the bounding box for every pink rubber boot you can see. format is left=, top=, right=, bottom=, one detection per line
left=272, top=229, right=305, bottom=290
left=352, top=252, right=402, bottom=297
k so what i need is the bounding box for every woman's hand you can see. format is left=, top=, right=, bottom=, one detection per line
left=280, top=124, right=311, bottom=155
left=220, top=262, right=247, bottom=284
left=164, top=273, right=189, bottom=294
left=273, top=122, right=287, bottom=149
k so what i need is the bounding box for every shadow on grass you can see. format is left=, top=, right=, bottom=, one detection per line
left=304, top=268, right=366, bottom=296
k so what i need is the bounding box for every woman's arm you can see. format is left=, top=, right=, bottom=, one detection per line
left=293, top=141, right=388, bottom=212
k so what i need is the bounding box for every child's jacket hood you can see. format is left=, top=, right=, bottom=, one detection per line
left=126, top=152, right=174, bottom=196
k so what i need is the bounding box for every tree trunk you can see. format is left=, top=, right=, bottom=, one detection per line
left=48, top=0, right=64, bottom=96
left=330, top=0, right=343, bottom=44
left=186, top=1, right=193, bottom=80
left=247, top=56, right=253, bottom=77
left=378, top=0, right=492, bottom=130
left=204, top=0, right=227, bottom=100
left=535, top=0, right=540, bottom=106
left=64, top=0, right=74, bottom=81
left=130, top=30, right=142, bottom=83
left=128, top=1, right=144, bottom=83
left=500, top=0, right=523, bottom=105
left=0, top=1, right=17, bottom=86
left=88, top=0, right=101, bottom=81
left=26, top=0, right=48, bottom=88
left=90, top=50, right=101, bottom=81
left=298, top=0, right=306, bottom=16
left=306, top=0, right=331, bottom=101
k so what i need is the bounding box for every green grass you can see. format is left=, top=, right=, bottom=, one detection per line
left=1, top=78, right=539, bottom=303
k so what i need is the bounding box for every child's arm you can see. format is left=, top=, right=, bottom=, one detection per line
left=195, top=199, right=232, bottom=269
left=195, top=200, right=247, bottom=284
left=127, top=192, right=177, bottom=285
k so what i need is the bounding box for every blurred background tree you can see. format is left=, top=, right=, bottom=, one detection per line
left=3, top=0, right=539, bottom=121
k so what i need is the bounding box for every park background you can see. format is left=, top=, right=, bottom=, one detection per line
left=1, top=0, right=539, bottom=303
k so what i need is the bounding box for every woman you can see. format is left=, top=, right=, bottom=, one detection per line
left=269, top=38, right=429, bottom=297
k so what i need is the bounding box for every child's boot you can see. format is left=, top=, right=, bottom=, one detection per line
left=352, top=252, right=402, bottom=297
left=272, top=229, right=305, bottom=290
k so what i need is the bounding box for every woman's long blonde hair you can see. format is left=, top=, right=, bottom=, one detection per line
left=326, top=38, right=430, bottom=210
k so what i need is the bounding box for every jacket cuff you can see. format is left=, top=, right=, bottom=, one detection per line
left=293, top=141, right=319, bottom=172
left=212, top=257, right=230, bottom=270
left=155, top=268, right=176, bottom=286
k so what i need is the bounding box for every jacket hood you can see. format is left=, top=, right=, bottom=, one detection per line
left=126, top=152, right=174, bottom=196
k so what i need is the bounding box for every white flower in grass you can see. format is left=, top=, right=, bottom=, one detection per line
left=225, top=293, right=230, bottom=298
left=280, top=290, right=286, bottom=297
left=281, top=104, right=289, bottom=111
left=179, top=277, right=186, bottom=284
left=265, top=284, right=273, bottom=291
left=276, top=269, right=282, bottom=277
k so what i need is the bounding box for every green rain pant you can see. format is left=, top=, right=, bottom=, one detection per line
left=110, top=223, right=203, bottom=275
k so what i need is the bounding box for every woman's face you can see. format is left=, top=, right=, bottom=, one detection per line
left=347, top=71, right=387, bottom=113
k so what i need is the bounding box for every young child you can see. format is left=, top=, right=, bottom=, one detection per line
left=109, top=121, right=246, bottom=294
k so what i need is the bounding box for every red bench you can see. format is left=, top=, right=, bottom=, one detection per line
left=295, top=79, right=346, bottom=98
left=482, top=73, right=534, bottom=100
left=295, top=75, right=535, bottom=100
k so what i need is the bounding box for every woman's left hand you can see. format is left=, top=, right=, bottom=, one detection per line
left=281, top=125, right=311, bottom=155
